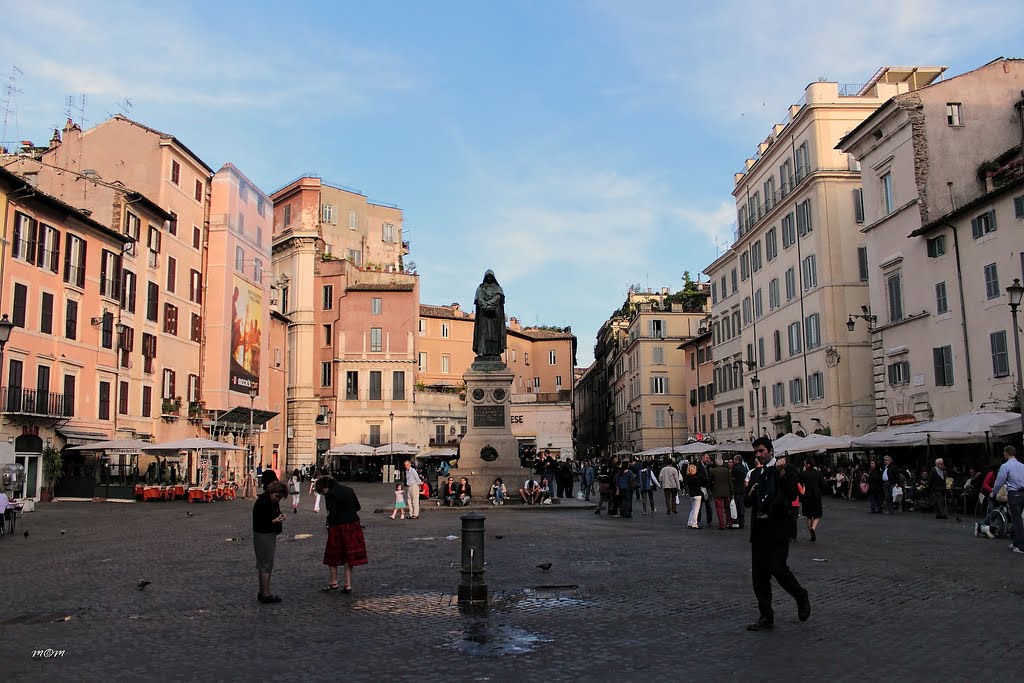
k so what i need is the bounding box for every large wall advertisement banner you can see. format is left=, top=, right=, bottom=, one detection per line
left=230, top=275, right=261, bottom=394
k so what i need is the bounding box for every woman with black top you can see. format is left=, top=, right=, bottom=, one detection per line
left=799, top=458, right=825, bottom=542
left=252, top=480, right=287, bottom=604
left=316, top=476, right=368, bottom=593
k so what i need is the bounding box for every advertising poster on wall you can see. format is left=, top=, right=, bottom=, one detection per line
left=230, top=275, right=261, bottom=394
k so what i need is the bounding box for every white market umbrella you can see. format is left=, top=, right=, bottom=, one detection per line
left=141, top=438, right=245, bottom=452
left=418, top=448, right=457, bottom=458
left=373, top=443, right=420, bottom=457
left=850, top=422, right=932, bottom=449
left=770, top=433, right=805, bottom=455
left=713, top=441, right=754, bottom=454
left=676, top=442, right=716, bottom=455
left=327, top=443, right=377, bottom=457
left=66, top=439, right=152, bottom=453
left=900, top=410, right=1022, bottom=444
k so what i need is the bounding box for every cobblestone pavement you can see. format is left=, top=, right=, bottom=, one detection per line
left=1, top=484, right=1021, bottom=682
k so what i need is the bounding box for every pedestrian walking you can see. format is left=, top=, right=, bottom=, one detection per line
left=317, top=476, right=368, bottom=593
left=866, top=460, right=883, bottom=513
left=991, top=445, right=1024, bottom=554
left=744, top=437, right=810, bottom=630
left=731, top=455, right=748, bottom=529
left=288, top=468, right=301, bottom=514
left=638, top=462, right=658, bottom=515
left=309, top=466, right=322, bottom=513
left=404, top=460, right=422, bottom=519
left=390, top=483, right=407, bottom=520
left=711, top=457, right=734, bottom=530
left=881, top=455, right=900, bottom=513
left=614, top=462, right=637, bottom=518
left=252, top=480, right=287, bottom=604
left=929, top=458, right=949, bottom=519
left=799, top=458, right=824, bottom=542
left=697, top=454, right=714, bottom=527
left=582, top=461, right=596, bottom=501
left=685, top=463, right=703, bottom=529
left=658, top=458, right=681, bottom=515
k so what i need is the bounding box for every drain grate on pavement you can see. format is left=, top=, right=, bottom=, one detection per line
left=0, top=612, right=73, bottom=625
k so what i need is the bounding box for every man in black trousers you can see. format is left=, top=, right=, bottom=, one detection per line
left=744, top=437, right=810, bottom=631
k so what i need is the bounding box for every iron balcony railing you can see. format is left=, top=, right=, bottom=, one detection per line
left=1, top=388, right=68, bottom=417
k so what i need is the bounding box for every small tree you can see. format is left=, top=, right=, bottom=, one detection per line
left=42, top=446, right=63, bottom=494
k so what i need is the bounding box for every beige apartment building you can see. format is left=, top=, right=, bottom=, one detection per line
left=270, top=176, right=412, bottom=468
left=838, top=58, right=1024, bottom=425
left=679, top=328, right=715, bottom=437
left=705, top=69, right=946, bottom=442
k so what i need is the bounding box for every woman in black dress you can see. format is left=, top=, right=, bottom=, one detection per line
left=316, top=476, right=368, bottom=593
left=799, top=458, right=825, bottom=542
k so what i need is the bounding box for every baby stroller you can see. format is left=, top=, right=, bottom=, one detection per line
left=974, top=502, right=1020, bottom=540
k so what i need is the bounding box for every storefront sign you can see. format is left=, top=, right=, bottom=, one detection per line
left=888, top=414, right=918, bottom=426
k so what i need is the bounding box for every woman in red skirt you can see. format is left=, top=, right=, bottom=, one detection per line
left=316, top=476, right=368, bottom=593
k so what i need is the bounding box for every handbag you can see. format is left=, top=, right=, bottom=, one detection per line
left=891, top=486, right=903, bottom=503
left=729, top=498, right=738, bottom=519
left=996, top=485, right=1008, bottom=504
left=859, top=482, right=869, bottom=495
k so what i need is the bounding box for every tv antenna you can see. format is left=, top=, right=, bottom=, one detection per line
left=65, top=94, right=88, bottom=129
left=1, top=65, right=24, bottom=152
left=108, top=97, right=133, bottom=118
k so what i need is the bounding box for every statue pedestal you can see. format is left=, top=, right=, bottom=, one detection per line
left=451, top=360, right=526, bottom=502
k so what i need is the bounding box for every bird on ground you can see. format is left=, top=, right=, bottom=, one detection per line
left=186, top=511, right=194, bottom=517
left=536, top=562, right=552, bottom=571
left=494, top=535, right=504, bottom=540
left=60, top=529, right=66, bottom=535
left=137, top=580, right=151, bottom=590
left=23, top=530, right=28, bottom=538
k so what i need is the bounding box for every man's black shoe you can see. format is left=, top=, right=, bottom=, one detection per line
left=594, top=510, right=601, bottom=515
left=747, top=618, right=773, bottom=631
left=797, top=589, right=811, bottom=622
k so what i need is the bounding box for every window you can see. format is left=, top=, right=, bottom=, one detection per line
left=100, top=250, right=121, bottom=299
left=779, top=159, right=792, bottom=197
left=38, top=292, right=54, bottom=335
left=167, top=210, right=177, bottom=237
left=754, top=289, right=763, bottom=319
left=936, top=282, right=949, bottom=314
left=765, top=228, right=778, bottom=261
left=280, top=286, right=288, bottom=314
left=781, top=212, right=795, bottom=248
left=147, top=225, right=161, bottom=256
left=190, top=313, right=201, bottom=342
left=549, top=350, right=557, bottom=365
left=857, top=246, right=869, bottom=281
left=322, top=204, right=335, bottom=224
left=652, top=346, right=664, bottom=365
left=64, top=232, right=86, bottom=287
left=789, top=377, right=804, bottom=404
left=235, top=246, right=244, bottom=272
left=984, top=263, right=1000, bottom=299
left=64, top=374, right=76, bottom=417
left=65, top=300, right=79, bottom=340
left=187, top=374, right=199, bottom=403
left=888, top=360, right=910, bottom=386
left=101, top=311, right=114, bottom=349
left=785, top=267, right=796, bottom=302
left=742, top=297, right=751, bottom=325
left=418, top=319, right=426, bottom=336
left=164, top=303, right=178, bottom=335
left=927, top=235, right=945, bottom=258
left=349, top=210, right=358, bottom=230
left=142, top=333, right=157, bottom=374
left=796, top=199, right=812, bottom=236
left=141, top=385, right=151, bottom=418
left=418, top=352, right=427, bottom=372
left=946, top=102, right=963, bottom=126
left=368, top=425, right=380, bottom=446
left=805, top=313, right=821, bottom=349
left=147, top=282, right=159, bottom=322
left=1015, top=194, right=1024, bottom=219
left=322, top=285, right=333, bottom=310
left=283, top=204, right=291, bottom=227
left=346, top=371, right=359, bottom=399
left=768, top=278, right=780, bottom=311
left=788, top=322, right=802, bottom=356
left=192, top=225, right=201, bottom=249
left=195, top=179, right=203, bottom=201
left=802, top=254, right=817, bottom=290
left=370, top=327, right=383, bottom=352
left=441, top=354, right=451, bottom=374
left=435, top=424, right=446, bottom=444
left=751, top=241, right=762, bottom=272
left=758, top=336, right=765, bottom=367
left=737, top=206, right=748, bottom=236
left=371, top=297, right=382, bottom=315
left=711, top=282, right=718, bottom=305
left=773, top=330, right=782, bottom=362
left=189, top=270, right=202, bottom=304
left=441, top=323, right=449, bottom=338
left=12, top=212, right=36, bottom=262
left=726, top=408, right=733, bottom=429
left=533, top=377, right=541, bottom=390
left=347, top=249, right=362, bottom=267
left=740, top=252, right=750, bottom=280
left=881, top=172, right=894, bottom=215
left=887, top=272, right=904, bottom=323
left=731, top=269, right=738, bottom=293
left=772, top=382, right=785, bottom=408
left=170, top=160, right=180, bottom=185
left=119, top=380, right=129, bottom=415
left=323, top=324, right=332, bottom=346
left=991, top=331, right=1009, bottom=377
left=369, top=371, right=382, bottom=400
left=392, top=371, right=405, bottom=400
left=853, top=188, right=865, bottom=223
left=119, top=269, right=137, bottom=313
left=764, top=177, right=776, bottom=212
left=166, top=256, right=176, bottom=292
left=556, top=375, right=563, bottom=388
left=651, top=376, right=668, bottom=394
left=808, top=372, right=824, bottom=400
left=933, top=346, right=954, bottom=386
left=253, top=258, right=262, bottom=283
left=11, top=283, right=27, bottom=328
left=237, top=181, right=248, bottom=201
left=382, top=223, right=396, bottom=242
left=650, top=319, right=665, bottom=338
left=98, top=381, right=111, bottom=420
left=795, top=141, right=810, bottom=180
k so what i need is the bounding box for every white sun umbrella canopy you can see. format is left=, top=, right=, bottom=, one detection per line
left=899, top=410, right=1022, bottom=444
left=770, top=433, right=805, bottom=455
left=140, top=438, right=245, bottom=452
left=66, top=438, right=153, bottom=453
left=327, top=443, right=377, bottom=457
left=713, top=441, right=754, bottom=454
left=676, top=442, right=716, bottom=455
left=418, top=448, right=457, bottom=458
left=850, top=422, right=932, bottom=449
left=373, top=443, right=420, bottom=457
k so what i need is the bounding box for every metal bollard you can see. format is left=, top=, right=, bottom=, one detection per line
left=457, top=512, right=487, bottom=605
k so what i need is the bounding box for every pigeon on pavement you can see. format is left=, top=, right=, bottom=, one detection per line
left=536, top=562, right=552, bottom=571
left=23, top=530, right=28, bottom=538
left=137, top=580, right=151, bottom=590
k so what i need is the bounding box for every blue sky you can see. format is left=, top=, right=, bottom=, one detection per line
left=3, top=0, right=1023, bottom=365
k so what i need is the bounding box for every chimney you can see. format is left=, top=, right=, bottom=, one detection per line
left=49, top=129, right=61, bottom=149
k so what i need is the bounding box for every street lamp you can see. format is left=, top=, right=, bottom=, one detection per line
left=389, top=411, right=395, bottom=478
left=0, top=314, right=13, bottom=403
left=667, top=405, right=675, bottom=457
left=1007, top=278, right=1024, bottom=437
left=734, top=359, right=760, bottom=439
left=846, top=306, right=878, bottom=332
left=248, top=387, right=257, bottom=478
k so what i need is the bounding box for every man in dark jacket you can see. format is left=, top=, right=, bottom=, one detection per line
left=744, top=437, right=810, bottom=631
left=731, top=455, right=748, bottom=529
left=929, top=458, right=949, bottom=519
left=697, top=453, right=714, bottom=527
left=881, top=454, right=901, bottom=514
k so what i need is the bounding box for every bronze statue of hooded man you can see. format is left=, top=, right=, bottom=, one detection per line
left=472, top=270, right=506, bottom=360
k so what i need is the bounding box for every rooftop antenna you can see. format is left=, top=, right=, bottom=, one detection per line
left=65, top=94, right=88, bottom=130
left=1, top=65, right=24, bottom=152
left=714, top=234, right=726, bottom=257
left=108, top=97, right=133, bottom=119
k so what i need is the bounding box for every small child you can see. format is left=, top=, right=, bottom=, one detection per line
left=391, top=483, right=407, bottom=520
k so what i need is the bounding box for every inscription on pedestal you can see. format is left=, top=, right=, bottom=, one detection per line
left=474, top=404, right=506, bottom=428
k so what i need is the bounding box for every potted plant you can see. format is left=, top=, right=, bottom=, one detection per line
left=41, top=446, right=63, bottom=501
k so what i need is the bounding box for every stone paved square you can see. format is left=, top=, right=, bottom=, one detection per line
left=1, top=484, right=1021, bottom=682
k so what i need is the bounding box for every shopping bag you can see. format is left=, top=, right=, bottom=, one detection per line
left=891, top=486, right=903, bottom=503
left=729, top=498, right=738, bottom=519
left=675, top=494, right=680, bottom=506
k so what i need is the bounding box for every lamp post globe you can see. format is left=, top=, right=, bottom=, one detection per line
left=1006, top=279, right=1024, bottom=437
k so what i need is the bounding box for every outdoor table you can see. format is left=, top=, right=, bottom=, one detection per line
left=3, top=502, right=23, bottom=535
left=134, top=485, right=145, bottom=501
left=188, top=488, right=206, bottom=503
left=143, top=486, right=162, bottom=501
left=173, top=485, right=185, bottom=499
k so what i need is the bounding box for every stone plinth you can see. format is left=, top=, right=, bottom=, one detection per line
left=451, top=360, right=526, bottom=502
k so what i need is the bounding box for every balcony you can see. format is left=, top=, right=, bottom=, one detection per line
left=1, top=388, right=67, bottom=418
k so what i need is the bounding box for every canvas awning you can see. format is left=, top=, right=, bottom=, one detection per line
left=373, top=443, right=419, bottom=457
left=850, top=422, right=932, bottom=448
left=66, top=439, right=152, bottom=455
left=712, top=441, right=755, bottom=454
left=418, top=448, right=457, bottom=458
left=57, top=429, right=109, bottom=446
left=140, top=438, right=246, bottom=452
left=211, top=406, right=278, bottom=428
left=899, top=410, right=1022, bottom=444
left=326, top=443, right=377, bottom=457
